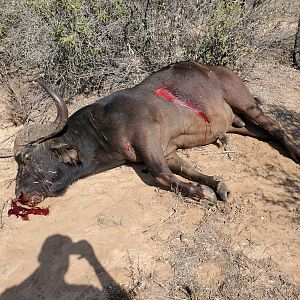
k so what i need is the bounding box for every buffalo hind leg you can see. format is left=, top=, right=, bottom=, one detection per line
left=216, top=66, right=298, bottom=162
left=166, top=152, right=229, bottom=201
left=227, top=91, right=300, bottom=163
left=228, top=116, right=270, bottom=140
left=134, top=135, right=217, bottom=204
left=241, top=104, right=299, bottom=163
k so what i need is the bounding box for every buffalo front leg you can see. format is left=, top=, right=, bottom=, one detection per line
left=166, top=152, right=229, bottom=201
left=134, top=136, right=217, bottom=204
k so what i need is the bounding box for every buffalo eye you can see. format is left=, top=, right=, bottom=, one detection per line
left=24, top=154, right=31, bottom=162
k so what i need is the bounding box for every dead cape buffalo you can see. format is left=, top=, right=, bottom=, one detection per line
left=14, top=61, right=299, bottom=207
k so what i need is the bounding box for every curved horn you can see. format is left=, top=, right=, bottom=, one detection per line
left=14, top=79, right=68, bottom=155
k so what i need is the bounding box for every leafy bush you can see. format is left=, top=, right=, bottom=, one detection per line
left=0, top=0, right=298, bottom=124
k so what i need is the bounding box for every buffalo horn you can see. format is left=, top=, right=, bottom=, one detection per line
left=14, top=79, right=68, bottom=155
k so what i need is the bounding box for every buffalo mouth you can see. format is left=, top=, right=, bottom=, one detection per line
left=18, top=192, right=45, bottom=207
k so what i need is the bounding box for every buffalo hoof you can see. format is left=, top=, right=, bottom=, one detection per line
left=216, top=181, right=230, bottom=201
left=288, top=146, right=300, bottom=164
left=192, top=184, right=218, bottom=205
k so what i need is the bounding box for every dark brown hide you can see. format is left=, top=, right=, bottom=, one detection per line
left=14, top=62, right=299, bottom=206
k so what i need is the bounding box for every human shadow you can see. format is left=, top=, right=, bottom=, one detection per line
left=0, top=235, right=130, bottom=300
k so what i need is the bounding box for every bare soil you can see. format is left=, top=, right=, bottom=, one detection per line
left=0, top=63, right=299, bottom=300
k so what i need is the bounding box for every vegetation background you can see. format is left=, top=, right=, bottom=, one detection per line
left=0, top=0, right=299, bottom=126
left=0, top=1, right=299, bottom=299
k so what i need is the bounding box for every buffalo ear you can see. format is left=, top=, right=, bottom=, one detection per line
left=51, top=143, right=82, bottom=165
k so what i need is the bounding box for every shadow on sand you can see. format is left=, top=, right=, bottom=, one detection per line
left=267, top=104, right=300, bottom=141
left=0, top=235, right=130, bottom=300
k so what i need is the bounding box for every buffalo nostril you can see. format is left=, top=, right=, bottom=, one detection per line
left=18, top=193, right=29, bottom=204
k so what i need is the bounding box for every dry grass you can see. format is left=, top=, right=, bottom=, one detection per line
left=124, top=207, right=300, bottom=299
left=0, top=0, right=299, bottom=125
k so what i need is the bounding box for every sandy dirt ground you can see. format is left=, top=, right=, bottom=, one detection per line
left=0, top=63, right=299, bottom=299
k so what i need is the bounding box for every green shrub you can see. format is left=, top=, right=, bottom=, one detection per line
left=0, top=0, right=297, bottom=124
left=193, top=1, right=246, bottom=65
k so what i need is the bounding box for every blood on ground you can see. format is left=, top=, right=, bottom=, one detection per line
left=8, top=198, right=49, bottom=221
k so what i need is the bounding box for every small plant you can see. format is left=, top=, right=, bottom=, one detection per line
left=0, top=0, right=297, bottom=125
left=181, top=0, right=251, bottom=68
left=0, top=22, right=7, bottom=39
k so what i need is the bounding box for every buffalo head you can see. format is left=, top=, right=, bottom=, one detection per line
left=14, top=79, right=81, bottom=206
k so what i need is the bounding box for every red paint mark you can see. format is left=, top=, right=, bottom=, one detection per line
left=155, top=87, right=209, bottom=122
left=125, top=142, right=131, bottom=151
left=8, top=196, right=49, bottom=221
left=155, top=87, right=175, bottom=101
